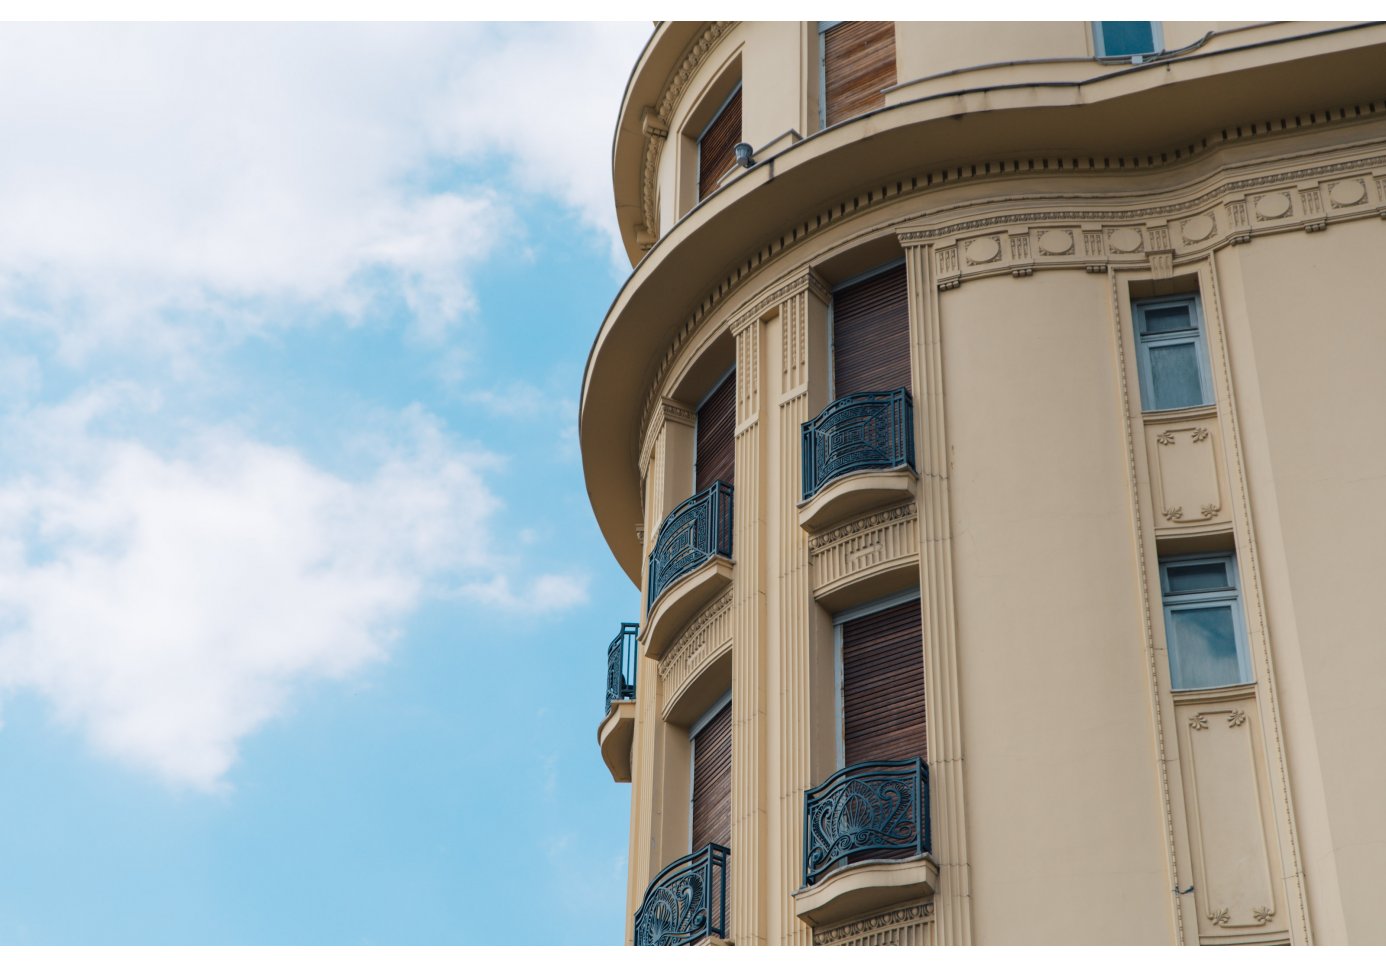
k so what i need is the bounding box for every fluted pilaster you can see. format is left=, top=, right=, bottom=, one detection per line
left=903, top=242, right=973, bottom=944
left=730, top=309, right=767, bottom=944
left=772, top=275, right=830, bottom=944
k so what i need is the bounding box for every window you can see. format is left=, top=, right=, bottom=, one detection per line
left=689, top=692, right=732, bottom=851
left=1092, top=21, right=1162, bottom=60
left=820, top=21, right=896, bottom=128
left=830, top=262, right=910, bottom=399
left=1160, top=554, right=1252, bottom=691
left=697, top=85, right=741, bottom=201
left=1133, top=294, right=1213, bottom=412
left=835, top=592, right=926, bottom=767
left=694, top=368, right=736, bottom=491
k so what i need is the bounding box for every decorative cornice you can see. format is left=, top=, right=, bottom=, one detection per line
left=638, top=21, right=734, bottom=246
left=809, top=501, right=918, bottom=553
left=813, top=902, right=934, bottom=945
left=898, top=153, right=1386, bottom=245
left=625, top=103, right=1386, bottom=468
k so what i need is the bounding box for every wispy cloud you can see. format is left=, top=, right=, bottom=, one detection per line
left=0, top=23, right=648, bottom=793
left=427, top=23, right=650, bottom=264
left=0, top=23, right=647, bottom=360
left=0, top=392, right=583, bottom=791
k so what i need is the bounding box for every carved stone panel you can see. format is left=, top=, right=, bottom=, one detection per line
left=810, top=502, right=918, bottom=599
left=813, top=902, right=935, bottom=946
left=1144, top=413, right=1229, bottom=534
left=659, top=590, right=733, bottom=718
left=1176, top=695, right=1288, bottom=944
left=1327, top=177, right=1368, bottom=208
left=1252, top=190, right=1293, bottom=221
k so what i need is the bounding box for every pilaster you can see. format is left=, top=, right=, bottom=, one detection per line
left=902, top=241, right=973, bottom=944
left=769, top=273, right=830, bottom=944
left=627, top=403, right=696, bottom=942
left=730, top=307, right=767, bottom=943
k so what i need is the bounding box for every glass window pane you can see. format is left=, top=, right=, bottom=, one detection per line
left=1100, top=21, right=1156, bottom=57
left=1141, top=304, right=1194, bottom=335
left=1166, top=562, right=1230, bottom=594
left=1168, top=604, right=1243, bottom=690
left=1148, top=342, right=1205, bottom=409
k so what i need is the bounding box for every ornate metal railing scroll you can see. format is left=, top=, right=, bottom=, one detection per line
left=604, top=622, right=639, bottom=714
left=633, top=843, right=729, bottom=946
left=803, top=758, right=930, bottom=887
left=646, top=480, right=733, bottom=611
left=800, top=387, right=915, bottom=501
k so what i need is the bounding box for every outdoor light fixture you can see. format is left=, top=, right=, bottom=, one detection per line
left=734, top=142, right=754, bottom=168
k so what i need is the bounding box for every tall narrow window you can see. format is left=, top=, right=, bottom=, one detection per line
left=831, top=262, right=910, bottom=399
left=1133, top=294, right=1213, bottom=412
left=1093, top=21, right=1161, bottom=59
left=838, top=595, right=926, bottom=765
left=821, top=21, right=896, bottom=128
left=698, top=86, right=741, bottom=201
left=1160, top=555, right=1252, bottom=691
left=690, top=695, right=733, bottom=851
left=695, top=370, right=736, bottom=491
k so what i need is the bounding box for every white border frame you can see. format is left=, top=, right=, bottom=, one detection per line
left=1159, top=553, right=1253, bottom=691
left=1133, top=293, right=1215, bottom=412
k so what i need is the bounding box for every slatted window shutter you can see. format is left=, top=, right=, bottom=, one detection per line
left=842, top=598, right=926, bottom=765
left=695, top=371, right=736, bottom=491
left=832, top=263, right=911, bottom=398
left=691, top=701, right=733, bottom=851
left=823, top=22, right=896, bottom=127
left=698, top=87, right=742, bottom=200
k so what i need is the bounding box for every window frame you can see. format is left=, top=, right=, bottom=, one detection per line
left=688, top=689, right=734, bottom=849
left=692, top=364, right=737, bottom=493
left=1159, top=553, right=1253, bottom=692
left=816, top=21, right=841, bottom=130
left=695, top=82, right=743, bottom=202
left=832, top=589, right=921, bottom=769
left=1091, top=21, right=1163, bottom=61
left=1133, top=294, right=1214, bottom=412
left=826, top=258, right=908, bottom=401
left=818, top=21, right=895, bottom=129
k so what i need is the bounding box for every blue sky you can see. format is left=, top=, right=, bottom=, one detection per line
left=0, top=22, right=651, bottom=944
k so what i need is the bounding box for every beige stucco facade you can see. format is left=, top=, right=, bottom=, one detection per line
left=586, top=21, right=1386, bottom=945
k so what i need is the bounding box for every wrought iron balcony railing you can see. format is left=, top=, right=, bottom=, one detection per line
left=604, top=622, right=639, bottom=714
left=803, top=758, right=930, bottom=887
left=800, top=387, right=915, bottom=502
left=647, top=480, right=733, bottom=611
left=634, top=843, right=729, bottom=946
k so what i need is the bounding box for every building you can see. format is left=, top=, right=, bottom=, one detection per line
left=583, top=21, right=1386, bottom=945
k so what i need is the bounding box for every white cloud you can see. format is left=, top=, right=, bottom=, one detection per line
left=0, top=23, right=644, bottom=793
left=457, top=572, right=590, bottom=614
left=0, top=391, right=586, bottom=792
left=427, top=23, right=651, bottom=262
left=0, top=23, right=648, bottom=358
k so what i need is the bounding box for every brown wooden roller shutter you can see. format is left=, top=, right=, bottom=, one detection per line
left=695, top=371, right=736, bottom=491
left=698, top=87, right=741, bottom=200
left=842, top=598, right=926, bottom=765
left=691, top=701, right=733, bottom=851
left=823, top=22, right=896, bottom=127
left=832, top=263, right=911, bottom=398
